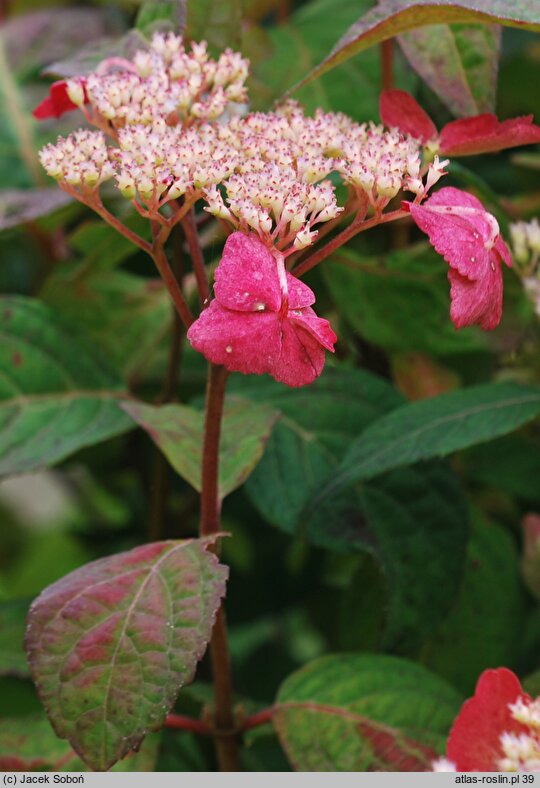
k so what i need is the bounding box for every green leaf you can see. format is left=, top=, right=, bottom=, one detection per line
left=25, top=538, right=228, bottom=771
left=305, top=463, right=468, bottom=651
left=240, top=367, right=403, bottom=532
left=322, top=244, right=485, bottom=356
left=314, top=382, right=540, bottom=498
left=0, top=713, right=160, bottom=771
left=288, top=0, right=540, bottom=95
left=136, top=1, right=186, bottom=36
left=0, top=598, right=32, bottom=678
left=421, top=513, right=527, bottom=694
left=254, top=0, right=416, bottom=119
left=0, top=297, right=134, bottom=477
left=398, top=23, right=501, bottom=116
left=41, top=266, right=171, bottom=380
left=186, top=0, right=243, bottom=56
left=274, top=654, right=462, bottom=771
left=462, top=435, right=540, bottom=504
left=123, top=396, right=278, bottom=499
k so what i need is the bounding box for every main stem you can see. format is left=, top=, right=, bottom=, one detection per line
left=200, top=363, right=240, bottom=771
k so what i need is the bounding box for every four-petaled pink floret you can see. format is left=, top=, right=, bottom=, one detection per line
left=187, top=232, right=337, bottom=387
left=380, top=89, right=540, bottom=157
left=404, top=187, right=512, bottom=331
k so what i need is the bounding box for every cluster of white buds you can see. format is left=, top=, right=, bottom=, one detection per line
left=85, top=33, right=249, bottom=130
left=510, top=218, right=540, bottom=317
left=39, top=130, right=114, bottom=189
left=114, top=120, right=238, bottom=207
left=205, top=165, right=341, bottom=249
left=496, top=697, right=540, bottom=771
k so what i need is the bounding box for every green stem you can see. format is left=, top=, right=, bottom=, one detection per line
left=200, top=363, right=240, bottom=771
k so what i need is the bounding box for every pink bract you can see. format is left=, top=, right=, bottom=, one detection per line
left=187, top=232, right=337, bottom=387
left=446, top=668, right=530, bottom=771
left=33, top=80, right=88, bottom=120
left=380, top=89, right=540, bottom=156
left=404, top=187, right=512, bottom=331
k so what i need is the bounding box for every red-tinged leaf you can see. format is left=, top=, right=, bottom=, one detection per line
left=440, top=114, right=540, bottom=155
left=398, top=24, right=501, bottom=117
left=357, top=721, right=438, bottom=771
left=392, top=352, right=459, bottom=401
left=286, top=1, right=540, bottom=95
left=25, top=539, right=228, bottom=771
left=379, top=89, right=437, bottom=142
left=0, top=189, right=72, bottom=231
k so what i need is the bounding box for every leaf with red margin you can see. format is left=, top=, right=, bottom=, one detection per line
left=25, top=539, right=228, bottom=771
left=286, top=0, right=540, bottom=95
left=357, top=721, right=438, bottom=771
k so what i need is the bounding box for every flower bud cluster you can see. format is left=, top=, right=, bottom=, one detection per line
left=510, top=218, right=540, bottom=316
left=113, top=120, right=238, bottom=206
left=39, top=130, right=114, bottom=189
left=496, top=697, right=540, bottom=771
left=84, top=33, right=249, bottom=130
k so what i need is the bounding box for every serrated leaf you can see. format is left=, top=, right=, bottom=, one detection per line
left=0, top=189, right=72, bottom=231
left=421, top=512, right=527, bottom=694
left=239, top=367, right=403, bottom=532
left=288, top=0, right=540, bottom=95
left=398, top=24, right=501, bottom=116
left=305, top=463, right=468, bottom=650
left=314, top=382, right=540, bottom=499
left=0, top=297, right=134, bottom=477
left=123, top=397, right=278, bottom=499
left=41, top=267, right=171, bottom=380
left=25, top=538, right=228, bottom=771
left=0, top=713, right=160, bottom=772
left=0, top=598, right=32, bottom=678
left=274, top=654, right=462, bottom=771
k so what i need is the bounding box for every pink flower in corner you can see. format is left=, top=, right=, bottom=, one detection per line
left=33, top=79, right=88, bottom=120
left=434, top=668, right=540, bottom=772
left=187, top=232, right=337, bottom=387
left=404, top=187, right=512, bottom=330
left=380, top=89, right=540, bottom=157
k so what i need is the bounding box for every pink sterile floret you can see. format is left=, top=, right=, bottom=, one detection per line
left=446, top=669, right=532, bottom=772
left=33, top=79, right=88, bottom=120
left=380, top=89, right=540, bottom=157
left=187, top=232, right=337, bottom=387
left=404, top=187, right=512, bottom=331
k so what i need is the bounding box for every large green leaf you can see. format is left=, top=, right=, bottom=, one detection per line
left=255, top=0, right=416, bottom=119
left=288, top=0, right=540, bottom=94
left=305, top=463, right=468, bottom=651
left=241, top=367, right=403, bottom=532
left=313, top=382, right=540, bottom=499
left=462, top=435, right=540, bottom=505
left=421, top=513, right=527, bottom=694
left=185, top=0, right=242, bottom=56
left=322, top=245, right=485, bottom=356
left=398, top=23, right=501, bottom=116
left=0, top=189, right=72, bottom=232
left=25, top=538, right=227, bottom=771
left=0, top=297, right=134, bottom=477
left=274, top=654, right=462, bottom=771
left=123, top=397, right=278, bottom=499
left=41, top=267, right=171, bottom=380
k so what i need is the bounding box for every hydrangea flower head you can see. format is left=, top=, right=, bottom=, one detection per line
left=404, top=187, right=512, bottom=330
left=187, top=232, right=337, bottom=387
left=434, top=668, right=540, bottom=772
left=380, top=89, right=540, bottom=157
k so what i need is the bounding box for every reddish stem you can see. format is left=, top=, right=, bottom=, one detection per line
left=381, top=39, right=394, bottom=92
left=291, top=209, right=408, bottom=278
left=200, top=363, right=240, bottom=771
left=242, top=708, right=274, bottom=731
left=151, top=226, right=194, bottom=328
left=182, top=208, right=210, bottom=305
left=165, top=714, right=212, bottom=736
